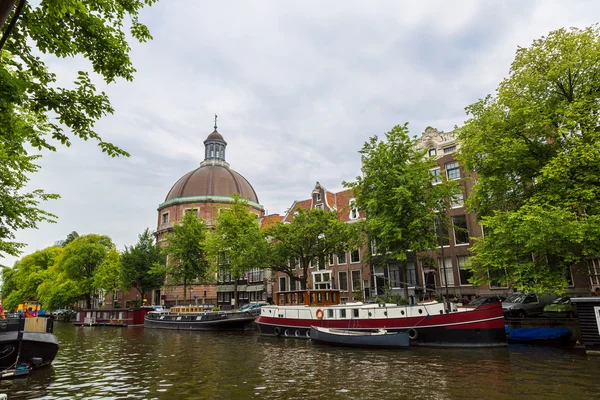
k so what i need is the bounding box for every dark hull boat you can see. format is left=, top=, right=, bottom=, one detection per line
left=256, top=290, right=507, bottom=347
left=310, top=326, right=409, bottom=348
left=505, top=325, right=572, bottom=344
left=144, top=311, right=256, bottom=331
left=0, top=317, right=59, bottom=370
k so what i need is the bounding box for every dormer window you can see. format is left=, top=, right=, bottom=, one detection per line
left=316, top=192, right=321, bottom=201
left=349, top=199, right=358, bottom=220
left=429, top=148, right=437, bottom=157
left=443, top=146, right=456, bottom=154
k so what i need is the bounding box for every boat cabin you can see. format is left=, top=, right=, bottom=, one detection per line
left=276, top=290, right=341, bottom=307
left=572, top=297, right=600, bottom=354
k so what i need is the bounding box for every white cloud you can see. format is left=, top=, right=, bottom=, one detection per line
left=3, top=0, right=599, bottom=266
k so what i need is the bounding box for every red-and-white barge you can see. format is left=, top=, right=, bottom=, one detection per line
left=255, top=290, right=506, bottom=347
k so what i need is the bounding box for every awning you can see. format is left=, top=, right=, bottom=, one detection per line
left=246, top=285, right=265, bottom=292
left=215, top=285, right=247, bottom=292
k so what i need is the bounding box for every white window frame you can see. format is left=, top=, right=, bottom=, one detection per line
left=312, top=270, right=332, bottom=290
left=315, top=204, right=323, bottom=210
left=328, top=254, right=335, bottom=266
left=184, top=208, right=199, bottom=218
left=446, top=161, right=460, bottom=180
left=429, top=148, right=437, bottom=157
left=349, top=198, right=358, bottom=220
left=458, top=255, right=473, bottom=286
left=337, top=252, right=347, bottom=265
left=338, top=271, right=349, bottom=291
left=316, top=192, right=321, bottom=201
left=351, top=270, right=362, bottom=292
left=451, top=191, right=464, bottom=208
left=278, top=276, right=287, bottom=292
left=431, top=167, right=442, bottom=185
left=452, top=215, right=470, bottom=246
left=443, top=145, right=456, bottom=154
left=438, top=257, right=454, bottom=286
left=350, top=249, right=360, bottom=264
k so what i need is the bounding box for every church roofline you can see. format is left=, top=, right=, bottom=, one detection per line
left=158, top=195, right=264, bottom=211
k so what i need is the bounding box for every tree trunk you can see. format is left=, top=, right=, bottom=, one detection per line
left=0, top=0, right=18, bottom=31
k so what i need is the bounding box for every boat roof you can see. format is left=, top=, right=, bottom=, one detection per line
left=571, top=297, right=600, bottom=303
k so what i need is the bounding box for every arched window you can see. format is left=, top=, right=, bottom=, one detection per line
left=210, top=144, right=214, bottom=158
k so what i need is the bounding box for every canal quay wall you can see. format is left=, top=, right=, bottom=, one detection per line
left=505, top=317, right=581, bottom=341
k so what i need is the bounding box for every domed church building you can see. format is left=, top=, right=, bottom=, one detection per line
left=154, top=118, right=267, bottom=308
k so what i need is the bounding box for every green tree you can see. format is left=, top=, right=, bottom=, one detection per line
left=93, top=247, right=123, bottom=307
left=162, top=210, right=210, bottom=303
left=54, top=234, right=114, bottom=308
left=345, top=124, right=458, bottom=300
left=121, top=228, right=166, bottom=302
left=267, top=207, right=360, bottom=290
left=0, top=245, right=63, bottom=310
left=205, top=196, right=269, bottom=308
left=63, top=231, right=79, bottom=246
left=457, top=25, right=600, bottom=294
left=0, top=0, right=156, bottom=259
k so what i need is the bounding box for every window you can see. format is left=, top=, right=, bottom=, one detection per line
left=327, top=309, right=334, bottom=318
left=451, top=191, right=464, bottom=208
left=340, top=309, right=347, bottom=318
left=328, top=254, right=334, bottom=266
left=371, top=238, right=382, bottom=255
left=435, top=219, right=450, bottom=247
left=351, top=270, right=361, bottom=292
left=350, top=249, right=360, bottom=263
left=313, top=271, right=331, bottom=290
left=315, top=204, right=323, bottom=210
left=407, top=262, right=417, bottom=286
left=349, top=199, right=358, bottom=220
left=458, top=256, right=473, bottom=285
left=588, top=258, right=600, bottom=288
left=452, top=215, right=469, bottom=245
left=338, top=252, right=347, bottom=265
left=489, top=268, right=508, bottom=288
left=210, top=144, right=214, bottom=158
left=352, top=309, right=359, bottom=318
left=279, top=276, right=287, bottom=292
left=431, top=168, right=442, bottom=185
left=446, top=161, right=460, bottom=180
left=318, top=256, right=326, bottom=270
left=389, top=264, right=401, bottom=288
left=338, top=271, right=349, bottom=291
left=185, top=208, right=199, bottom=218
left=289, top=279, right=296, bottom=291
left=247, top=267, right=263, bottom=282
left=443, top=146, right=456, bottom=154
left=429, top=148, right=437, bottom=157
left=316, top=192, right=321, bottom=201
left=161, top=213, right=169, bottom=224
left=438, top=257, right=454, bottom=286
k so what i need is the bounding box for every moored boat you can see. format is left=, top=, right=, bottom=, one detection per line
left=571, top=297, right=600, bottom=354
left=144, top=305, right=256, bottom=331
left=0, top=316, right=59, bottom=370
left=505, top=325, right=572, bottom=344
left=255, top=289, right=506, bottom=347
left=310, top=326, right=409, bottom=348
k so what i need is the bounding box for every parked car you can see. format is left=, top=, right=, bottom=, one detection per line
left=463, top=295, right=505, bottom=308
left=543, top=296, right=577, bottom=318
left=238, top=302, right=266, bottom=313
left=502, top=293, right=558, bottom=318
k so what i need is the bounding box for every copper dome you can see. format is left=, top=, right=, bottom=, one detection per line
left=164, top=165, right=259, bottom=204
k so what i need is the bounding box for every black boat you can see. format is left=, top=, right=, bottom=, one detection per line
left=310, top=326, right=410, bottom=348
left=0, top=317, right=59, bottom=370
left=144, top=310, right=256, bottom=331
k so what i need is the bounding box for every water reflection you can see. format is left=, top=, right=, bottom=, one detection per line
left=0, top=323, right=598, bottom=399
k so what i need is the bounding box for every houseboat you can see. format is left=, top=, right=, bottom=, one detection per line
left=255, top=289, right=507, bottom=347
left=144, top=305, right=257, bottom=331
left=572, top=297, right=600, bottom=354
left=73, top=307, right=155, bottom=327
left=0, top=315, right=59, bottom=370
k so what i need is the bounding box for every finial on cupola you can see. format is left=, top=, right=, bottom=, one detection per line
left=214, top=114, right=218, bottom=131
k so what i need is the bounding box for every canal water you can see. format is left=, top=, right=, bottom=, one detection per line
left=1, top=322, right=599, bottom=399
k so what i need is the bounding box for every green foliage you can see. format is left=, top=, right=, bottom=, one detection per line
left=377, top=285, right=409, bottom=305
left=345, top=123, right=458, bottom=298
left=0, top=0, right=156, bottom=258
left=162, top=210, right=209, bottom=301
left=267, top=207, right=361, bottom=289
left=205, top=196, right=269, bottom=307
left=121, top=228, right=166, bottom=298
left=0, top=246, right=62, bottom=310
left=63, top=231, right=79, bottom=246
left=458, top=25, right=600, bottom=294
left=93, top=247, right=123, bottom=295
left=53, top=234, right=114, bottom=307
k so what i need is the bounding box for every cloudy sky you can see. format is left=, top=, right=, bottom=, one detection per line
left=3, top=0, right=599, bottom=266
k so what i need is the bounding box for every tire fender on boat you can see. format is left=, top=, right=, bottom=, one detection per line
left=316, top=308, right=324, bottom=320
left=273, top=327, right=281, bottom=336
left=408, top=328, right=418, bottom=340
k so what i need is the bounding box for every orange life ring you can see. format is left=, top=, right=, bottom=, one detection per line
left=316, top=308, right=324, bottom=320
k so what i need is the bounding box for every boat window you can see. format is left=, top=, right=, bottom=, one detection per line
left=353, top=309, right=359, bottom=318
left=310, top=293, right=315, bottom=304
left=327, top=309, right=334, bottom=319
left=325, top=292, right=329, bottom=302
left=196, top=316, right=202, bottom=321
left=176, top=317, right=182, bottom=321
left=317, top=293, right=323, bottom=303
left=159, top=316, right=165, bottom=320
left=340, top=309, right=347, bottom=318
